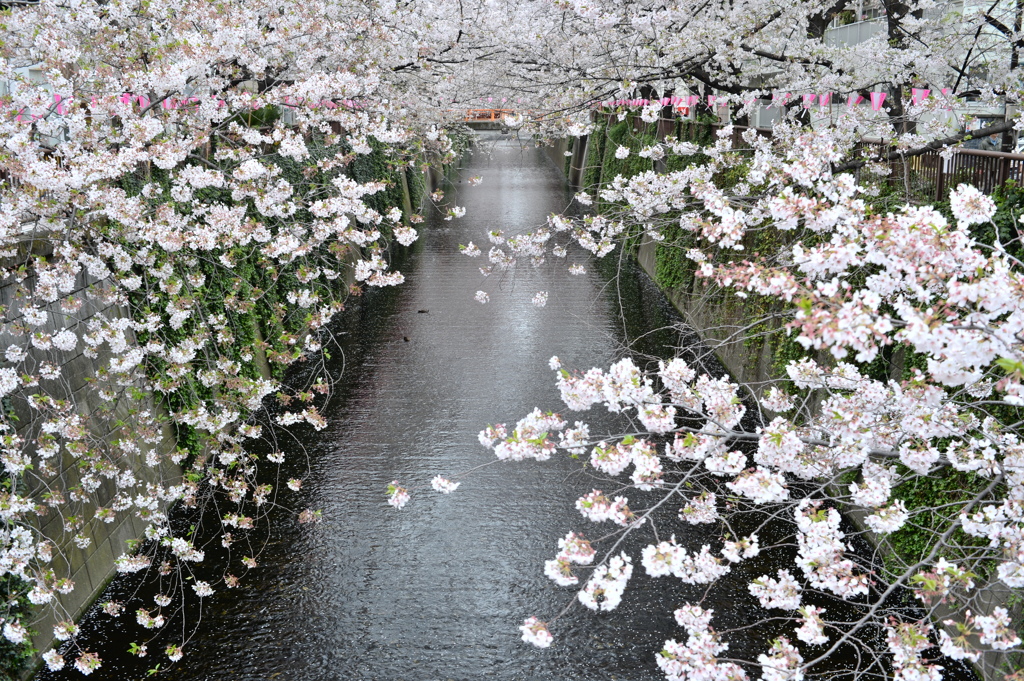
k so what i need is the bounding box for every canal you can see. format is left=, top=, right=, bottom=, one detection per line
left=35, top=134, right=974, bottom=681
left=36, top=134, right=701, bottom=680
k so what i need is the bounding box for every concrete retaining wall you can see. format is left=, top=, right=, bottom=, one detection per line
left=635, top=235, right=785, bottom=395
left=0, top=263, right=183, bottom=660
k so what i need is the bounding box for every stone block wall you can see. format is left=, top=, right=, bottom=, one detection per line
left=0, top=263, right=182, bottom=659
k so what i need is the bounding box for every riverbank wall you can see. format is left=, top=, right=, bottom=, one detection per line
left=0, top=265, right=185, bottom=673
left=543, top=126, right=789, bottom=395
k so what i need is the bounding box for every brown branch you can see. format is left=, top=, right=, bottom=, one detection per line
left=740, top=45, right=836, bottom=71
left=833, top=120, right=1017, bottom=172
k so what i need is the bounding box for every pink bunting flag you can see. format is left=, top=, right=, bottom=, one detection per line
left=135, top=95, right=150, bottom=108
left=911, top=88, right=930, bottom=104
left=870, top=91, right=887, bottom=111
left=940, top=88, right=953, bottom=109
left=119, top=93, right=132, bottom=106
left=53, top=94, right=67, bottom=115
left=847, top=94, right=864, bottom=107
left=802, top=94, right=817, bottom=108
left=487, top=97, right=492, bottom=102
left=707, top=95, right=716, bottom=107
left=819, top=92, right=832, bottom=107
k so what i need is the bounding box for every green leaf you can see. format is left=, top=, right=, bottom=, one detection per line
left=996, top=357, right=1024, bottom=375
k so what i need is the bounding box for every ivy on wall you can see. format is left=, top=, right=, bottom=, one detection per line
left=118, top=133, right=428, bottom=466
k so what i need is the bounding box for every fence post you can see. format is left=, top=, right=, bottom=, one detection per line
left=936, top=155, right=945, bottom=201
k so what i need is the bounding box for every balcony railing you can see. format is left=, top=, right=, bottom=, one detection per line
left=824, top=18, right=886, bottom=46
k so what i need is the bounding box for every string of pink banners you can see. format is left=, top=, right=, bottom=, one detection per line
left=598, top=88, right=954, bottom=112
left=7, top=92, right=365, bottom=123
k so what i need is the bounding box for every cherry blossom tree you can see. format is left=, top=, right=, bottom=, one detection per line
left=1, top=0, right=1024, bottom=677
left=0, top=0, right=480, bottom=672
left=445, top=117, right=1024, bottom=681
left=384, top=110, right=1020, bottom=681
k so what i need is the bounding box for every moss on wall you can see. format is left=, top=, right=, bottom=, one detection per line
left=581, top=120, right=607, bottom=196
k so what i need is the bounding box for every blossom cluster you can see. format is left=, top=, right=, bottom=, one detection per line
left=543, top=531, right=596, bottom=586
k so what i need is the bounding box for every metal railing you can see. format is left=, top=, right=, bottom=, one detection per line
left=823, top=18, right=886, bottom=46
left=879, top=147, right=1024, bottom=200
